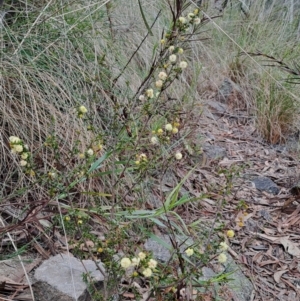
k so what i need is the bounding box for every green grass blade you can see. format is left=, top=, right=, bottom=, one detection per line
left=88, top=151, right=112, bottom=174
left=138, top=0, right=153, bottom=36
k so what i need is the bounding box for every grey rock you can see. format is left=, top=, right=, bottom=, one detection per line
left=222, top=255, right=254, bottom=301
left=145, top=236, right=253, bottom=300
left=259, top=209, right=272, bottom=221
left=200, top=256, right=253, bottom=301
left=203, top=145, right=227, bottom=159
left=215, top=78, right=233, bottom=103
left=252, top=176, right=280, bottom=195
left=206, top=99, right=228, bottom=114
left=144, top=235, right=193, bottom=262
left=34, top=254, right=105, bottom=301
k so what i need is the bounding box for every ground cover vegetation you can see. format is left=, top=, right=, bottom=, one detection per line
left=1, top=0, right=300, bottom=300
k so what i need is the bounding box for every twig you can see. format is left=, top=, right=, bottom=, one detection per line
left=0, top=216, right=35, bottom=301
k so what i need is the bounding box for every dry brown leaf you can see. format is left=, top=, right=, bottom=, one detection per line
left=276, top=237, right=300, bottom=257
left=259, top=260, right=279, bottom=267
left=80, top=240, right=95, bottom=251
left=253, top=233, right=279, bottom=242
left=273, top=269, right=288, bottom=283
left=122, top=292, right=135, bottom=299
left=218, top=157, right=243, bottom=167
left=33, top=241, right=50, bottom=259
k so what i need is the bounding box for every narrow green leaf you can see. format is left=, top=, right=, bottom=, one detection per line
left=162, top=168, right=196, bottom=213
left=149, top=217, right=166, bottom=228
left=138, top=0, right=153, bottom=36
left=169, top=211, right=189, bottom=234
left=80, top=191, right=112, bottom=197
left=88, top=151, right=112, bottom=174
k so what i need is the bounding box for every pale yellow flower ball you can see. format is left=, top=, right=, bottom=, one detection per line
left=227, top=230, right=235, bottom=238
left=131, top=257, right=140, bottom=266
left=150, top=136, right=159, bottom=145
left=178, top=48, right=184, bottom=54
left=179, top=16, right=187, bottom=24
left=185, top=248, right=194, bottom=257
left=139, top=153, right=147, bottom=161
left=138, top=252, right=146, bottom=260
left=146, top=89, right=154, bottom=98
left=21, top=152, right=29, bottom=160
left=194, top=17, right=200, bottom=25
left=157, top=129, right=163, bottom=135
left=172, top=127, right=178, bottom=134
left=78, top=153, right=85, bottom=159
left=94, top=144, right=103, bottom=151
left=9, top=136, right=21, bottom=143
left=169, top=45, right=175, bottom=52
left=160, top=39, right=165, bottom=44
left=139, top=95, right=145, bottom=101
left=48, top=172, right=56, bottom=179
left=142, top=268, right=152, bottom=277
left=87, top=148, right=94, bottom=156
left=20, top=160, right=27, bottom=167
left=158, top=71, right=167, bottom=81
left=165, top=123, right=173, bottom=131
left=14, top=145, right=23, bottom=153
left=218, top=253, right=227, bottom=263
left=148, top=259, right=158, bottom=269
left=169, top=54, right=177, bottom=63
left=120, top=257, right=131, bottom=269
left=219, top=242, right=229, bottom=251
left=175, top=152, right=183, bottom=160
left=79, top=105, right=87, bottom=114
left=28, top=169, right=35, bottom=177
left=155, top=80, right=163, bottom=88
left=179, top=61, right=188, bottom=69
left=188, top=13, right=194, bottom=20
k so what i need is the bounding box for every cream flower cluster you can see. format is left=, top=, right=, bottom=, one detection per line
left=185, top=248, right=194, bottom=257
left=78, top=142, right=103, bottom=159
left=135, top=153, right=147, bottom=165
left=120, top=251, right=158, bottom=278
left=150, top=121, right=182, bottom=161
left=138, top=88, right=156, bottom=102
left=167, top=44, right=187, bottom=70
left=9, top=136, right=30, bottom=168
left=175, top=8, right=200, bottom=35
left=78, top=105, right=88, bottom=118
left=218, top=240, right=231, bottom=264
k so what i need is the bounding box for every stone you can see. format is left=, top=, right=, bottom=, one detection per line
left=145, top=236, right=253, bottom=301
left=200, top=256, right=254, bottom=301
left=223, top=255, right=254, bottom=301
left=206, top=99, right=228, bottom=114
left=215, top=78, right=233, bottom=103
left=144, top=235, right=193, bottom=262
left=252, top=176, right=280, bottom=195
left=203, top=144, right=227, bottom=159
left=34, top=254, right=105, bottom=301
